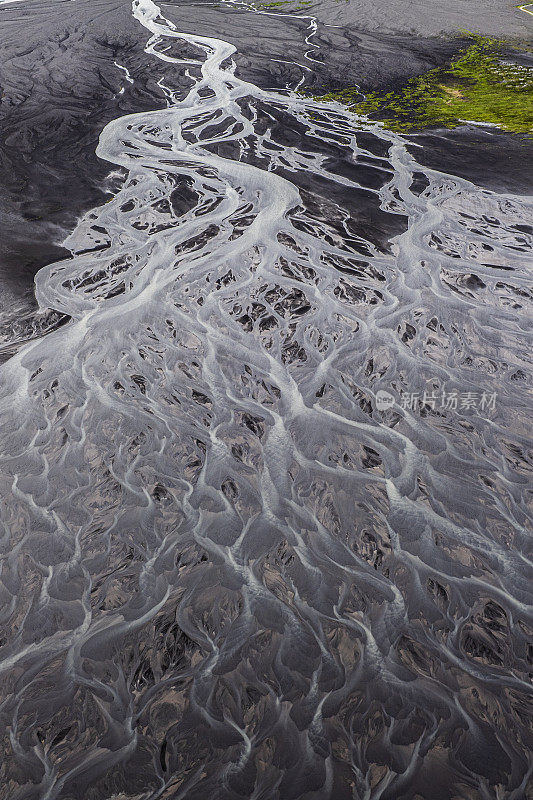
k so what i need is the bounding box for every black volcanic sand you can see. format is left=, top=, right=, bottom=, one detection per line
left=406, top=127, right=533, bottom=197
left=0, top=0, right=169, bottom=294
left=3, top=0, right=528, bottom=301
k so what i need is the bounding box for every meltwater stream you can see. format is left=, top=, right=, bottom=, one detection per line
left=0, top=1, right=532, bottom=798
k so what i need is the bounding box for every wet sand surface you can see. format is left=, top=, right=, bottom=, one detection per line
left=406, top=127, right=533, bottom=195
left=0, top=1, right=532, bottom=799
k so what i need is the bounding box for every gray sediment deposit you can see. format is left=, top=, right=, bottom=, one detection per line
left=313, top=0, right=531, bottom=39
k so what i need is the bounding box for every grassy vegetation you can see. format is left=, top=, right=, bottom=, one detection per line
left=256, top=0, right=312, bottom=11
left=312, top=35, right=533, bottom=134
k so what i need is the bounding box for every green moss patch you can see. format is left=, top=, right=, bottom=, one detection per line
left=315, top=35, right=533, bottom=134
left=256, top=0, right=312, bottom=11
